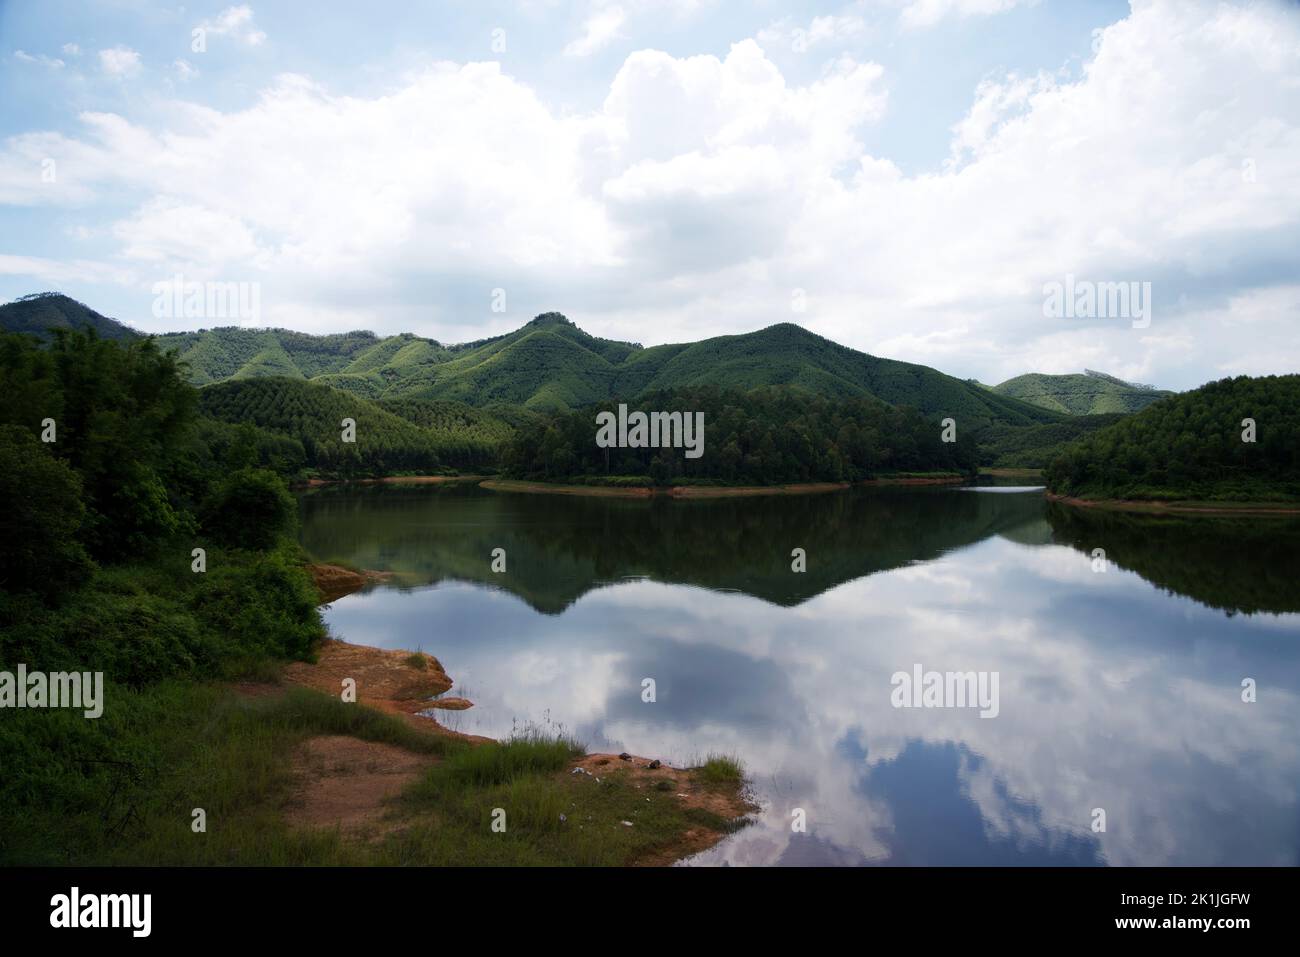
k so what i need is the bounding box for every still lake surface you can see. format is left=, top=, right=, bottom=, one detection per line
left=299, top=482, right=1300, bottom=866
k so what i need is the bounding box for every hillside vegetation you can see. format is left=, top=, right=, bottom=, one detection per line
left=162, top=312, right=1059, bottom=426
left=198, top=378, right=515, bottom=475
left=504, top=385, right=978, bottom=486
left=992, top=370, right=1172, bottom=415
left=1, top=297, right=1062, bottom=430
left=0, top=292, right=139, bottom=342
left=1044, top=375, right=1300, bottom=502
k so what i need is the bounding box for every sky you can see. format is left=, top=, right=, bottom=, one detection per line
left=0, top=0, right=1297, bottom=390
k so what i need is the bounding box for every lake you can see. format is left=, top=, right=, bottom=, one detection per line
left=299, top=482, right=1300, bottom=866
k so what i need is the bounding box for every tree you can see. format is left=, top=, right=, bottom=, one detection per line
left=0, top=425, right=93, bottom=602
left=202, top=468, right=298, bottom=550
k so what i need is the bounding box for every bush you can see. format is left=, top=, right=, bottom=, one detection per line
left=203, top=468, right=298, bottom=550
left=0, top=425, right=93, bottom=602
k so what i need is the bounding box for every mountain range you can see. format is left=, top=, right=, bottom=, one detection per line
left=0, top=293, right=1172, bottom=429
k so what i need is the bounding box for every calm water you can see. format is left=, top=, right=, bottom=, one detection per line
left=299, top=483, right=1300, bottom=866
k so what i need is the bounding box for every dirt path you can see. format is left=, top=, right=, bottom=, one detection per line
left=284, top=735, right=436, bottom=838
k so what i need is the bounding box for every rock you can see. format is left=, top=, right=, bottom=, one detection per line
left=646, top=759, right=661, bottom=769
left=621, top=821, right=634, bottom=827
left=618, top=752, right=632, bottom=761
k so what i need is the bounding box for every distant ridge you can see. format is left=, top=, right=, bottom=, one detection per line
left=991, top=371, right=1173, bottom=415
left=0, top=294, right=1061, bottom=428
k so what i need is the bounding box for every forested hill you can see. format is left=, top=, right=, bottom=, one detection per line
left=0, top=296, right=1062, bottom=428
left=992, top=370, right=1173, bottom=415
left=1044, top=375, right=1300, bottom=502
left=0, top=293, right=139, bottom=342
left=158, top=313, right=1062, bottom=429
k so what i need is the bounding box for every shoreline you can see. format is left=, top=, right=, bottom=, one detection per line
left=478, top=475, right=967, bottom=499
left=293, top=474, right=488, bottom=489
left=296, top=563, right=754, bottom=863
left=1045, top=491, right=1300, bottom=516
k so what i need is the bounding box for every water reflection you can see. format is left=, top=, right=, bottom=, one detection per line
left=302, top=484, right=1300, bottom=865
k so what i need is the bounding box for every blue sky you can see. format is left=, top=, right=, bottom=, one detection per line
left=1, top=0, right=1297, bottom=389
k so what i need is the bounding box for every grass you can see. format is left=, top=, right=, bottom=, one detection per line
left=697, top=754, right=745, bottom=786
left=392, top=755, right=748, bottom=866
left=0, top=685, right=750, bottom=867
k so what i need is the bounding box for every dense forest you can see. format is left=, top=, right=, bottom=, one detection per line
left=1044, top=375, right=1300, bottom=501
left=502, top=385, right=980, bottom=485
left=0, top=329, right=327, bottom=862
left=978, top=413, right=1127, bottom=469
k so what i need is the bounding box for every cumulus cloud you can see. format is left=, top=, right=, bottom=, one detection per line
left=98, top=46, right=141, bottom=77
left=564, top=5, right=627, bottom=57
left=757, top=14, right=867, bottom=53
left=900, top=0, right=1034, bottom=31
left=197, top=5, right=267, bottom=46
left=0, top=0, right=1297, bottom=388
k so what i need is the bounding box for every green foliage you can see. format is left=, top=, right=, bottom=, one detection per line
left=698, top=754, right=744, bottom=786
left=992, top=371, right=1173, bottom=415
left=978, top=413, right=1127, bottom=468
left=413, top=729, right=584, bottom=791
left=0, top=544, right=323, bottom=686
left=503, top=385, right=979, bottom=485
left=199, top=377, right=455, bottom=476
left=131, top=309, right=1063, bottom=427
left=0, top=330, right=197, bottom=557
left=202, top=468, right=299, bottom=550
left=0, top=292, right=139, bottom=342
left=0, top=425, right=93, bottom=599
left=194, top=419, right=308, bottom=476
left=1045, top=375, right=1300, bottom=501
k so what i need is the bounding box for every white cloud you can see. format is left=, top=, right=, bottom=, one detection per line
left=900, top=0, right=1033, bottom=31
left=564, top=5, right=627, bottom=57
left=98, top=46, right=141, bottom=77
left=758, top=14, right=867, bottom=53
left=198, top=5, right=267, bottom=46
left=61, top=43, right=81, bottom=57
left=0, top=253, right=135, bottom=286
left=14, top=50, right=65, bottom=69
left=173, top=59, right=199, bottom=82
left=0, top=0, right=1297, bottom=388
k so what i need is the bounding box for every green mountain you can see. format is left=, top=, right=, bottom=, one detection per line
left=1, top=295, right=1064, bottom=430
left=1045, top=374, right=1300, bottom=501
left=0, top=292, right=139, bottom=342
left=155, top=312, right=1061, bottom=429
left=992, top=370, right=1173, bottom=415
